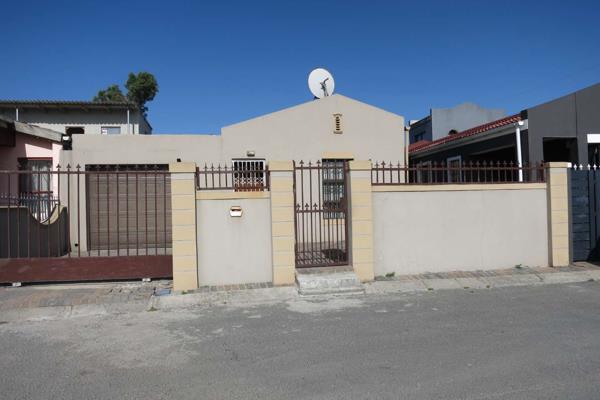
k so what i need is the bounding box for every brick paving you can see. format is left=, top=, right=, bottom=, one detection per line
left=193, top=281, right=274, bottom=294
left=374, top=262, right=600, bottom=282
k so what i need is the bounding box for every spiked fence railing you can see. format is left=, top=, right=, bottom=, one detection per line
left=371, top=161, right=546, bottom=185
left=196, top=164, right=270, bottom=191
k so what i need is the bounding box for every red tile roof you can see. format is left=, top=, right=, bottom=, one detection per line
left=409, top=114, right=521, bottom=154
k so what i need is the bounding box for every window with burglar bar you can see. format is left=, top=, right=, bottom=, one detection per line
left=322, top=159, right=346, bottom=219
left=17, top=158, right=54, bottom=221
left=232, top=159, right=266, bottom=191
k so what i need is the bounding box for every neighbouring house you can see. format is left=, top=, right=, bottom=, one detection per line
left=408, top=102, right=506, bottom=144
left=0, top=117, right=64, bottom=232
left=0, top=100, right=152, bottom=140
left=0, top=116, right=62, bottom=190
left=409, top=82, right=600, bottom=168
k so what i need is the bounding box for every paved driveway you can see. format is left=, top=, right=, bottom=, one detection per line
left=1, top=282, right=600, bottom=399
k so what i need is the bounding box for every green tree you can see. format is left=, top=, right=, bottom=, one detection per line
left=93, top=84, right=127, bottom=103
left=125, top=72, right=159, bottom=114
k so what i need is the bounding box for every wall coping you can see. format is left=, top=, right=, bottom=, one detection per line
left=372, top=183, right=547, bottom=192
left=169, top=162, right=196, bottom=173
left=196, top=191, right=271, bottom=200
left=268, top=161, right=293, bottom=171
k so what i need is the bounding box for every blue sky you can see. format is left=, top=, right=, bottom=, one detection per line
left=2, top=0, right=599, bottom=134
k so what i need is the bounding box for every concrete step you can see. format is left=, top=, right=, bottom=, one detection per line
left=295, top=269, right=365, bottom=296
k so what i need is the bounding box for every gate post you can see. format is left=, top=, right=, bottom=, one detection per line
left=169, top=162, right=199, bottom=291
left=349, top=160, right=375, bottom=282
left=546, top=162, right=571, bottom=267
left=269, top=161, right=296, bottom=285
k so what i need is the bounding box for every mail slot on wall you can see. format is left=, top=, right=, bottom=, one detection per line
left=230, top=206, right=243, bottom=217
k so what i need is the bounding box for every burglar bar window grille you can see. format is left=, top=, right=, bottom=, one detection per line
left=196, top=160, right=269, bottom=191
left=232, top=159, right=266, bottom=191
left=322, top=159, right=346, bottom=219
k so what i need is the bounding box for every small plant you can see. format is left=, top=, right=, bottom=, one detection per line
left=385, top=272, right=395, bottom=278
left=515, top=264, right=523, bottom=269
left=427, top=287, right=434, bottom=291
left=486, top=284, right=491, bottom=289
left=147, top=306, right=158, bottom=312
left=181, top=290, right=188, bottom=295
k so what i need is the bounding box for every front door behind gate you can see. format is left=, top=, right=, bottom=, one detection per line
left=293, top=160, right=350, bottom=268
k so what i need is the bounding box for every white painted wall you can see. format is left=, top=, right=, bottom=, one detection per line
left=196, top=197, right=272, bottom=285
left=372, top=186, right=549, bottom=276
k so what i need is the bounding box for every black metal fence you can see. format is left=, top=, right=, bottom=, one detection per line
left=0, top=165, right=172, bottom=259
left=196, top=164, right=270, bottom=191
left=372, top=161, right=546, bottom=185
left=293, top=160, right=349, bottom=268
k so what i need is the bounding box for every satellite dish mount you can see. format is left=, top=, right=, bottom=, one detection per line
left=308, top=68, right=335, bottom=99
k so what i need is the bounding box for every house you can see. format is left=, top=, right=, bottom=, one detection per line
left=0, top=117, right=63, bottom=222
left=54, top=93, right=405, bottom=258
left=61, top=93, right=405, bottom=168
left=409, top=82, right=600, bottom=168
left=0, top=100, right=152, bottom=138
left=408, top=102, right=506, bottom=144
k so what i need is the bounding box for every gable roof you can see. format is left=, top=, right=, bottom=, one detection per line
left=409, top=114, right=521, bottom=155
left=223, top=93, right=403, bottom=129
left=0, top=100, right=137, bottom=110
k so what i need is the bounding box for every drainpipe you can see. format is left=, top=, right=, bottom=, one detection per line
left=15, top=107, right=19, bottom=122
left=127, top=108, right=131, bottom=134
left=516, top=120, right=525, bottom=182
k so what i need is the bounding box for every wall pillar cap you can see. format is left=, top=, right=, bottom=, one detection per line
left=169, top=162, right=197, bottom=173
left=269, top=161, right=294, bottom=171
left=545, top=162, right=571, bottom=169
left=349, top=160, right=372, bottom=170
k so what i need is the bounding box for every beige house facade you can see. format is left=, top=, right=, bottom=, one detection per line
left=60, top=94, right=405, bottom=167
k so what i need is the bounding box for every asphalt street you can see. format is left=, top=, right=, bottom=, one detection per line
left=1, top=282, right=600, bottom=399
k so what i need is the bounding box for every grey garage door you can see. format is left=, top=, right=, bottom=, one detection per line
left=86, top=165, right=172, bottom=253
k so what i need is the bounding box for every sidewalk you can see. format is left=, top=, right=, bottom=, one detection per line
left=1, top=264, right=599, bottom=322
left=367, top=263, right=600, bottom=294
left=0, top=280, right=171, bottom=322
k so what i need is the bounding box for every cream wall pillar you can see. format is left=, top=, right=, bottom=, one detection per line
left=269, top=161, right=296, bottom=285
left=546, top=162, right=571, bottom=267
left=169, top=162, right=199, bottom=291
left=349, top=160, right=375, bottom=281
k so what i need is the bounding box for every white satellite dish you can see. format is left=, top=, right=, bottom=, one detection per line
left=308, top=68, right=335, bottom=98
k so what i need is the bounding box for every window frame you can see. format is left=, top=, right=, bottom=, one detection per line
left=417, top=160, right=432, bottom=183
left=101, top=126, right=121, bottom=135
left=321, top=159, right=348, bottom=219
left=446, top=155, right=462, bottom=183
left=231, top=158, right=266, bottom=191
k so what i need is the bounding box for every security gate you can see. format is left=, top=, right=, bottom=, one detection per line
left=293, top=160, right=350, bottom=268
left=0, top=166, right=172, bottom=284
left=571, top=166, right=600, bottom=261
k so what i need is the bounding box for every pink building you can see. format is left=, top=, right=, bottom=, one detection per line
left=0, top=117, right=62, bottom=198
